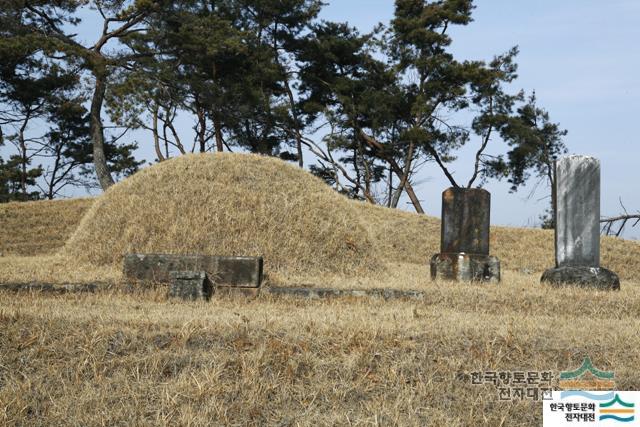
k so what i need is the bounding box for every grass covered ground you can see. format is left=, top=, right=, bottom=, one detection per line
left=0, top=198, right=93, bottom=257
left=1, top=153, right=639, bottom=425
left=1, top=280, right=639, bottom=426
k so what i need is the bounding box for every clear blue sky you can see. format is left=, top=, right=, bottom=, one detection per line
left=321, top=0, right=640, bottom=238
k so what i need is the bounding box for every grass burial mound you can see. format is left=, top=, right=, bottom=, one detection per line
left=61, top=153, right=382, bottom=279
left=2, top=152, right=640, bottom=284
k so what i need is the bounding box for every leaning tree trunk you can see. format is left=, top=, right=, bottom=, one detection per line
left=18, top=112, right=30, bottom=194
left=90, top=71, right=115, bottom=190
left=283, top=78, right=304, bottom=167
left=213, top=114, right=224, bottom=152
left=358, top=130, right=425, bottom=214
left=151, top=104, right=166, bottom=162
left=391, top=140, right=415, bottom=208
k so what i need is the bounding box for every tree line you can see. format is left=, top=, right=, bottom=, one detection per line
left=0, top=0, right=567, bottom=218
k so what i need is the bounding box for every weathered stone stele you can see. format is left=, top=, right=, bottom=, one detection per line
left=430, top=187, right=500, bottom=283
left=441, top=187, right=490, bottom=255
left=123, top=254, right=263, bottom=288
left=555, top=156, right=600, bottom=267
left=541, top=155, right=620, bottom=290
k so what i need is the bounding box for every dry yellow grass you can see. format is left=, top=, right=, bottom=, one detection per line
left=1, top=152, right=639, bottom=285
left=2, top=154, right=640, bottom=426
left=1, top=276, right=639, bottom=426
left=0, top=198, right=93, bottom=256
left=0, top=255, right=120, bottom=284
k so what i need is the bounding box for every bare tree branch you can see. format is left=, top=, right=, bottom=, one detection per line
left=601, top=199, right=640, bottom=236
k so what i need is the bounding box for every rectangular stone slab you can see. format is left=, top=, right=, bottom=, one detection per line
left=264, top=287, right=424, bottom=300
left=169, top=271, right=213, bottom=300
left=123, top=254, right=263, bottom=287
left=555, top=156, right=600, bottom=267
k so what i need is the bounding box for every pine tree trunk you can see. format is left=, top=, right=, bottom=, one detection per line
left=359, top=130, right=425, bottom=213
left=399, top=176, right=424, bottom=214
left=47, top=144, right=62, bottom=199
left=391, top=141, right=415, bottom=209
left=152, top=105, right=165, bottom=162
left=387, top=166, right=393, bottom=207
left=283, top=79, right=304, bottom=167
left=213, top=115, right=224, bottom=152
left=90, top=72, right=115, bottom=190
left=18, top=112, right=30, bottom=194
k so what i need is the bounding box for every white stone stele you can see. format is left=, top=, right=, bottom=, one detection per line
left=555, top=155, right=600, bottom=267
left=542, top=155, right=620, bottom=290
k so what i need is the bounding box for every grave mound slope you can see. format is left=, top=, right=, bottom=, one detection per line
left=62, top=153, right=382, bottom=276
left=0, top=198, right=94, bottom=256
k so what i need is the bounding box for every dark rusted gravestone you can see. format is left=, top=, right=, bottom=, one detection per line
left=430, top=187, right=500, bottom=282
left=169, top=271, right=214, bottom=300
left=123, top=254, right=263, bottom=288
left=541, top=156, right=619, bottom=290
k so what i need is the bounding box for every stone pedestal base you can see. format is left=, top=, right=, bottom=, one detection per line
left=541, top=266, right=620, bottom=290
left=430, top=253, right=500, bottom=283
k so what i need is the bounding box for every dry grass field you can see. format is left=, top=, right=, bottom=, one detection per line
left=1, top=153, right=639, bottom=426
left=0, top=198, right=93, bottom=257
left=2, top=283, right=639, bottom=426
